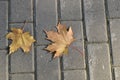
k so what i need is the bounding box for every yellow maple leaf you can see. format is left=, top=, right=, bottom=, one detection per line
left=45, top=23, right=75, bottom=58
left=6, top=28, right=35, bottom=54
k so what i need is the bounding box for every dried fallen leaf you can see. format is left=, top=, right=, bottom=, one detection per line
left=45, top=23, right=75, bottom=58
left=6, top=28, right=35, bottom=54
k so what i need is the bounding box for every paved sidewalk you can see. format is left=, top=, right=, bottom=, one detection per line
left=0, top=0, right=120, bottom=80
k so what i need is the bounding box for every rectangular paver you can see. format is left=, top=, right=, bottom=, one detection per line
left=84, top=0, right=108, bottom=42
left=114, top=67, right=120, bottom=80
left=9, top=23, right=34, bottom=73
left=64, top=70, right=86, bottom=80
left=11, top=74, right=34, bottom=80
left=107, top=0, right=120, bottom=18
left=60, top=0, right=82, bottom=20
left=0, top=50, right=8, bottom=80
left=36, top=0, right=57, bottom=45
left=61, top=21, right=85, bottom=69
left=87, top=43, right=112, bottom=80
left=110, top=19, right=120, bottom=66
left=0, top=1, right=8, bottom=49
left=10, top=0, right=33, bottom=22
left=36, top=46, right=59, bottom=80
left=63, top=41, right=85, bottom=69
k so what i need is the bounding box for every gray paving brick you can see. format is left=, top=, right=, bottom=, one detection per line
left=84, top=0, right=108, bottom=42
left=64, top=70, right=86, bottom=80
left=10, top=0, right=33, bottom=22
left=36, top=0, right=57, bottom=45
left=61, top=21, right=85, bottom=69
left=107, top=0, right=120, bottom=18
left=61, top=21, right=83, bottom=40
left=114, top=67, right=120, bottom=80
left=9, top=23, right=34, bottom=73
left=110, top=19, right=120, bottom=65
left=11, top=74, right=34, bottom=80
left=0, top=1, right=8, bottom=49
left=36, top=46, right=59, bottom=80
left=0, top=50, right=8, bottom=80
left=87, top=43, right=112, bottom=80
left=60, top=0, right=82, bottom=20
left=63, top=41, right=85, bottom=69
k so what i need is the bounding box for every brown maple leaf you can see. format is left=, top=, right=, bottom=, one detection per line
left=6, top=28, right=35, bottom=54
left=45, top=23, right=75, bottom=58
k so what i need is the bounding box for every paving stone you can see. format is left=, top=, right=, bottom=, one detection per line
left=36, top=46, right=59, bottom=80
left=11, top=74, right=34, bottom=80
left=61, top=21, right=85, bottom=69
left=36, top=0, right=57, bottom=45
left=9, top=23, right=34, bottom=73
left=10, top=0, right=33, bottom=22
left=114, top=67, right=120, bottom=80
left=87, top=43, right=112, bottom=80
left=60, top=0, right=82, bottom=20
left=110, top=19, right=120, bottom=65
left=64, top=70, right=86, bottom=80
left=63, top=41, right=85, bottom=69
left=61, top=21, right=83, bottom=40
left=107, top=0, right=120, bottom=18
left=0, top=50, right=8, bottom=80
left=0, top=1, right=8, bottom=49
left=84, top=0, right=108, bottom=42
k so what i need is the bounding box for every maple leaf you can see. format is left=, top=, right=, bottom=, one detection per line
left=45, top=23, right=75, bottom=58
left=6, top=28, right=35, bottom=54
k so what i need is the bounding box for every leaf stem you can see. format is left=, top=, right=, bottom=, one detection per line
left=70, top=45, right=83, bottom=56
left=21, top=20, right=27, bottom=30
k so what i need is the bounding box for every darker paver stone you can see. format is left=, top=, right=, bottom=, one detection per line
left=60, top=0, right=82, bottom=20
left=64, top=70, right=86, bottom=80
left=36, top=0, right=57, bottom=45
left=36, top=46, right=59, bottom=80
left=0, top=1, right=8, bottom=49
left=63, top=41, right=85, bottom=69
left=0, top=50, right=8, bottom=80
left=10, top=0, right=33, bottom=22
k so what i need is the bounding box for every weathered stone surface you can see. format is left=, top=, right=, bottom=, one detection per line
left=63, top=41, right=85, bottom=69
left=0, top=1, right=8, bottom=49
left=64, top=70, right=86, bottom=80
left=114, top=67, right=120, bottom=80
left=84, top=0, right=107, bottom=42
left=107, top=0, right=120, bottom=18
left=10, top=0, right=33, bottom=22
left=9, top=23, right=34, bottom=73
left=0, top=50, right=8, bottom=80
left=36, top=0, right=57, bottom=45
left=87, top=43, right=112, bottom=80
left=60, top=0, right=82, bottom=20
left=10, top=49, right=34, bottom=73
left=61, top=21, right=85, bottom=69
left=110, top=19, right=120, bottom=65
left=36, top=46, right=59, bottom=80
left=11, top=74, right=34, bottom=80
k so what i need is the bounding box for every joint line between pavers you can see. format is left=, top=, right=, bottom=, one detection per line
left=104, top=0, right=115, bottom=80
left=81, top=0, right=90, bottom=80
